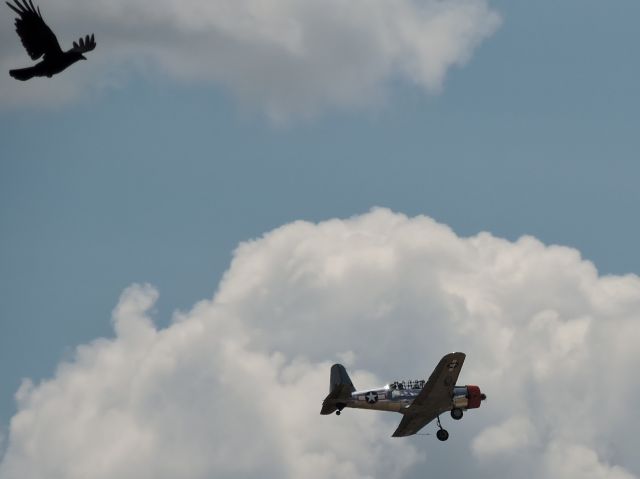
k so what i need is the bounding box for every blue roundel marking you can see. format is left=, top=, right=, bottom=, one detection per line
left=365, top=391, right=378, bottom=404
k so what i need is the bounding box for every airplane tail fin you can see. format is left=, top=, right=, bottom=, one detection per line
left=320, top=364, right=355, bottom=415
left=10, top=67, right=36, bottom=81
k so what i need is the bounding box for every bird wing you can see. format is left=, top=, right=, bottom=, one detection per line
left=7, top=0, right=62, bottom=59
left=72, top=34, right=96, bottom=53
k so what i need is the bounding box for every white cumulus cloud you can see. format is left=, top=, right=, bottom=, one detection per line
left=472, top=416, right=537, bottom=457
left=0, top=0, right=501, bottom=119
left=1, top=208, right=639, bottom=479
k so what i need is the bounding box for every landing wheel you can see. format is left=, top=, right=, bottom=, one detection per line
left=451, top=408, right=463, bottom=420
left=336, top=410, right=341, bottom=416
left=436, top=429, right=449, bottom=441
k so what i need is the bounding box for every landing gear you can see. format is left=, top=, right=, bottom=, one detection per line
left=435, top=415, right=449, bottom=441
left=450, top=408, right=463, bottom=420
left=336, top=410, right=341, bottom=415
left=335, top=403, right=346, bottom=416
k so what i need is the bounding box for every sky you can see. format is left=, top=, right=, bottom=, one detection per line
left=1, top=0, right=639, bottom=478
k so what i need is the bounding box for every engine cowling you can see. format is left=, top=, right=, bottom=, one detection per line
left=452, top=385, right=485, bottom=410
left=466, top=385, right=484, bottom=409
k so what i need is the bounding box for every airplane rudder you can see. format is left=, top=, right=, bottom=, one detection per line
left=329, top=364, right=355, bottom=392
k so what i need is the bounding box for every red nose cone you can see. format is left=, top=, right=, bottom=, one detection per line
left=466, top=385, right=484, bottom=409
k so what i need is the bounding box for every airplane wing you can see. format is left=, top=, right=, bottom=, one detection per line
left=392, top=352, right=466, bottom=437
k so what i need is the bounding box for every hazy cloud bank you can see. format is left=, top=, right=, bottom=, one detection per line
left=0, top=0, right=500, bottom=119
left=1, top=209, right=639, bottom=478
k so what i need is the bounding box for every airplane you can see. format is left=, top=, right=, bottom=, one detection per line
left=320, top=352, right=486, bottom=440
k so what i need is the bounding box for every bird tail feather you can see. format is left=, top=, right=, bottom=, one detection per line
left=10, top=67, right=36, bottom=81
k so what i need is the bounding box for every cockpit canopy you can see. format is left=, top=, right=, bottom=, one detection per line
left=388, top=380, right=425, bottom=390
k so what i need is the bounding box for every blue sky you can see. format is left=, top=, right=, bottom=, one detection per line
left=1, top=1, right=639, bottom=476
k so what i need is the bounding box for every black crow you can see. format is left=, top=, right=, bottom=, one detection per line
left=7, top=0, right=96, bottom=80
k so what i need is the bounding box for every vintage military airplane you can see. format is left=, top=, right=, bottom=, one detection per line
left=320, top=352, right=486, bottom=440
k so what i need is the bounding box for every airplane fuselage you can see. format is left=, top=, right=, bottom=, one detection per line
left=344, top=384, right=474, bottom=414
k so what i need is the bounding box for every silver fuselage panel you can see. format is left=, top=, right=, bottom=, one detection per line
left=345, top=384, right=468, bottom=414
left=346, top=385, right=421, bottom=413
